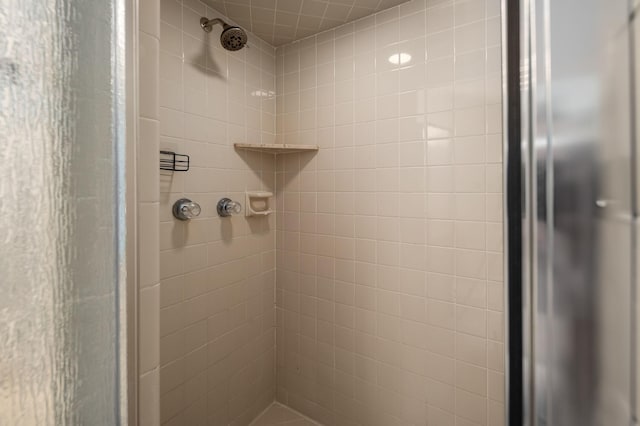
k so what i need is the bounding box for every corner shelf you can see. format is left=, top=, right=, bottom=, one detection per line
left=234, top=143, right=319, bottom=154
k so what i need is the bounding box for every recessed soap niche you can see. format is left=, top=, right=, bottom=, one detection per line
left=245, top=191, right=273, bottom=217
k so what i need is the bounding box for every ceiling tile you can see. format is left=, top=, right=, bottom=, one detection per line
left=275, top=11, right=299, bottom=26
left=251, top=0, right=276, bottom=8
left=348, top=6, right=376, bottom=21
left=323, top=3, right=353, bottom=21
left=251, top=8, right=276, bottom=23
left=277, top=0, right=304, bottom=13
left=354, top=0, right=381, bottom=6
left=332, top=0, right=356, bottom=5
left=297, top=15, right=323, bottom=30
left=295, top=27, right=320, bottom=39
left=300, top=0, right=329, bottom=16
left=204, top=0, right=410, bottom=46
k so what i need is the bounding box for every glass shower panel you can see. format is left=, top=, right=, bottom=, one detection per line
left=525, top=0, right=635, bottom=424
left=0, top=0, right=126, bottom=424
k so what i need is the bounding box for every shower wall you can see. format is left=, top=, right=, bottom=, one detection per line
left=273, top=1, right=505, bottom=425
left=151, top=0, right=504, bottom=425
left=157, top=1, right=278, bottom=424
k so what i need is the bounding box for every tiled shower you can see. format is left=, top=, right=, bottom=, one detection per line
left=139, top=0, right=504, bottom=424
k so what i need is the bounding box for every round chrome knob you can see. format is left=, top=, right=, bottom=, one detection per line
left=217, top=198, right=242, bottom=217
left=172, top=198, right=201, bottom=221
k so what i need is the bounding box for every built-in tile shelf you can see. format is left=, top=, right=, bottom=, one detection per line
left=234, top=143, right=319, bottom=154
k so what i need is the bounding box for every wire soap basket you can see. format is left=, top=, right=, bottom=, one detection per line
left=160, top=150, right=190, bottom=172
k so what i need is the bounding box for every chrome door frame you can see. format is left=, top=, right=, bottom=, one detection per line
left=125, top=0, right=139, bottom=423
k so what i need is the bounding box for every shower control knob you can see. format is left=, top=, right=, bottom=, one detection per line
left=217, top=198, right=242, bottom=217
left=172, top=198, right=201, bottom=221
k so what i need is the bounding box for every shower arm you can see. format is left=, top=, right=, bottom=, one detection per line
left=200, top=17, right=225, bottom=32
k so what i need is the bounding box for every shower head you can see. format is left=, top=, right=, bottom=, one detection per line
left=220, top=25, right=248, bottom=51
left=200, top=17, right=248, bottom=51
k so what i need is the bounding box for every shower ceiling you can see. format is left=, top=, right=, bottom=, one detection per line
left=204, top=0, right=409, bottom=46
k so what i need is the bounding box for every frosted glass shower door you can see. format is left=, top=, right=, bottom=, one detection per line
left=517, top=0, right=636, bottom=424
left=0, top=0, right=127, bottom=424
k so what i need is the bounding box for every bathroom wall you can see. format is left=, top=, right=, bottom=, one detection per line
left=274, top=0, right=505, bottom=424
left=157, top=0, right=278, bottom=424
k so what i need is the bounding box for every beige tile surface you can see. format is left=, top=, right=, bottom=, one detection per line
left=158, top=0, right=278, bottom=425
left=274, top=0, right=504, bottom=425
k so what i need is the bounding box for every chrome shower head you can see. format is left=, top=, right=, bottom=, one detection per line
left=220, top=25, right=248, bottom=51
left=200, top=17, right=248, bottom=51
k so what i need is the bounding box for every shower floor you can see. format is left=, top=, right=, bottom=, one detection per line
left=250, top=403, right=322, bottom=426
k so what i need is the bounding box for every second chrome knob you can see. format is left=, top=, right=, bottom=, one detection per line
left=217, top=198, right=242, bottom=217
